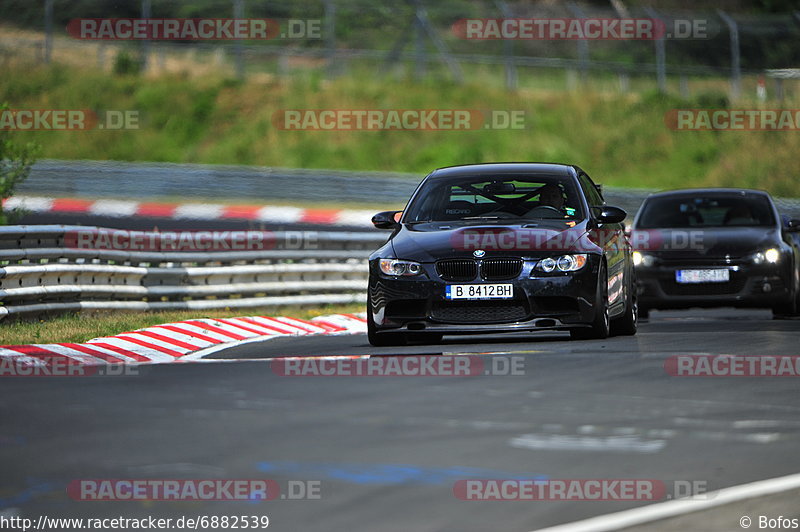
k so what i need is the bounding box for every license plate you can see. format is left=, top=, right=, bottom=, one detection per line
left=675, top=269, right=730, bottom=284
left=445, top=284, right=514, bottom=300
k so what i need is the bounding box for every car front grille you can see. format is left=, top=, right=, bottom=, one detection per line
left=660, top=275, right=747, bottom=296
left=481, top=258, right=523, bottom=280
left=436, top=258, right=523, bottom=281
left=436, top=259, right=478, bottom=281
left=431, top=302, right=529, bottom=324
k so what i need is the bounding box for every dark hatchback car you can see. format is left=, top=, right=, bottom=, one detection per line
left=630, top=189, right=800, bottom=319
left=366, top=163, right=638, bottom=346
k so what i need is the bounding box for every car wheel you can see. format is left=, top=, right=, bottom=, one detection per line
left=570, top=262, right=611, bottom=340
left=367, top=310, right=407, bottom=347
left=638, top=307, right=650, bottom=320
left=772, top=291, right=799, bottom=318
left=611, top=278, right=637, bottom=336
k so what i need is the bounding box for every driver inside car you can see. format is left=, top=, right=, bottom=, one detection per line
left=526, top=183, right=566, bottom=217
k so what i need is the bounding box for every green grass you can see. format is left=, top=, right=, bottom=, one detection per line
left=2, top=61, right=799, bottom=197
left=0, top=304, right=365, bottom=345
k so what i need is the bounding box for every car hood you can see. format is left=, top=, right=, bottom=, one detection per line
left=630, top=226, right=781, bottom=259
left=390, top=220, right=599, bottom=261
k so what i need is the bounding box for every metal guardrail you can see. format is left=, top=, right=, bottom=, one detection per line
left=0, top=225, right=387, bottom=320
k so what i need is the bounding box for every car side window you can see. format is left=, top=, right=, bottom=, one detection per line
left=578, top=173, right=604, bottom=208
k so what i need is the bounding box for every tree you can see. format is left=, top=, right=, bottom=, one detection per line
left=0, top=104, right=39, bottom=225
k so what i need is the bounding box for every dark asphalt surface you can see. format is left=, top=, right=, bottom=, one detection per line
left=2, top=308, right=800, bottom=532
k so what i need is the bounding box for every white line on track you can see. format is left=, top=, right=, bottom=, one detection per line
left=534, top=471, right=800, bottom=532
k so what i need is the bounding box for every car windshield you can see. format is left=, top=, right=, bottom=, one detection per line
left=403, top=175, right=585, bottom=223
left=636, top=194, right=775, bottom=229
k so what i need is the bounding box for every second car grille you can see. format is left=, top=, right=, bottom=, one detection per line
left=436, top=259, right=477, bottom=281
left=481, top=258, right=523, bottom=280
left=660, top=275, right=747, bottom=296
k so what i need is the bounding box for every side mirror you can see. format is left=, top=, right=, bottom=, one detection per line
left=595, top=205, right=627, bottom=224
left=372, top=211, right=402, bottom=229
left=787, top=219, right=800, bottom=232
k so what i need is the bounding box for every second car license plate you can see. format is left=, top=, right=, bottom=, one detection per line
left=445, top=284, right=513, bottom=300
left=675, top=269, right=730, bottom=284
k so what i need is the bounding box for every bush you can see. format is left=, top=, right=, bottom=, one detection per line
left=0, top=103, right=39, bottom=224
left=113, top=51, right=141, bottom=76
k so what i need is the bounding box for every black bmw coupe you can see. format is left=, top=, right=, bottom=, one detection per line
left=366, top=163, right=638, bottom=346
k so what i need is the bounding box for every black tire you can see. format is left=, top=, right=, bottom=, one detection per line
left=638, top=307, right=650, bottom=320
left=772, top=296, right=798, bottom=319
left=570, top=262, right=611, bottom=340
left=772, top=270, right=799, bottom=319
left=611, top=275, right=637, bottom=336
left=367, top=309, right=407, bottom=347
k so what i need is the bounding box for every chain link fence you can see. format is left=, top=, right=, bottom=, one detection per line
left=3, top=0, right=800, bottom=99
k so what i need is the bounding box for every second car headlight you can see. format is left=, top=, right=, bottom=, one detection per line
left=632, top=251, right=656, bottom=267
left=534, top=254, right=588, bottom=273
left=379, top=259, right=423, bottom=276
left=752, top=248, right=781, bottom=265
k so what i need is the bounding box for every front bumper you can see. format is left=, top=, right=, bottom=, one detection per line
left=368, top=257, right=601, bottom=334
left=635, top=261, right=793, bottom=309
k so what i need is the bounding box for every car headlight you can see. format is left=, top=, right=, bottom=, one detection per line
left=534, top=254, right=588, bottom=273
left=632, top=251, right=656, bottom=267
left=379, top=259, right=423, bottom=276
left=752, top=248, right=781, bottom=265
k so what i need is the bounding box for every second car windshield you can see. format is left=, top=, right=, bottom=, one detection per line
left=636, top=194, right=775, bottom=228
left=404, top=175, right=585, bottom=223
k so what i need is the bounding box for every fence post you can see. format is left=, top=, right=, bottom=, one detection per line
left=717, top=10, right=741, bottom=101
left=566, top=2, right=589, bottom=84
left=618, top=71, right=629, bottom=93
left=644, top=8, right=666, bottom=93
left=324, top=0, right=336, bottom=79
left=233, top=0, right=245, bottom=80
left=496, top=0, right=517, bottom=91
left=775, top=78, right=784, bottom=103
left=414, top=4, right=426, bottom=78
left=44, top=0, right=54, bottom=63
left=140, top=0, right=151, bottom=72
left=679, top=74, right=689, bottom=98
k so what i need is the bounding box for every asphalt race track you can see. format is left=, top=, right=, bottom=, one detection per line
left=16, top=211, right=363, bottom=233
left=2, top=308, right=799, bottom=531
